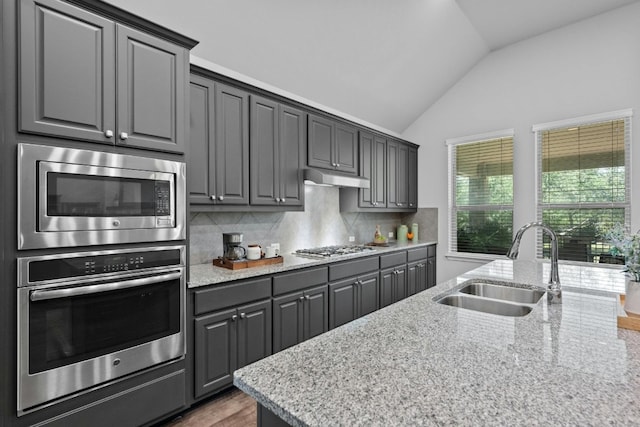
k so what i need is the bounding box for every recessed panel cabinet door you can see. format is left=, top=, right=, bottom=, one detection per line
left=20, top=0, right=116, bottom=143
left=117, top=24, right=186, bottom=153
left=250, top=97, right=279, bottom=205
left=358, top=272, right=379, bottom=317
left=396, top=143, right=410, bottom=208
left=188, top=75, right=216, bottom=204
left=237, top=300, right=272, bottom=368
left=273, top=293, right=304, bottom=353
left=280, top=105, right=305, bottom=206
left=329, top=280, right=357, bottom=329
left=335, top=123, right=358, bottom=174
left=387, top=141, right=399, bottom=208
left=308, top=114, right=333, bottom=170
left=359, top=132, right=374, bottom=207
left=304, top=285, right=328, bottom=340
left=408, top=146, right=418, bottom=208
left=215, top=84, right=249, bottom=204
left=194, top=308, right=237, bottom=398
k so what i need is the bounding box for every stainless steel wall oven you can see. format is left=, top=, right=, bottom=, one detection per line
left=17, top=246, right=186, bottom=413
left=18, top=143, right=186, bottom=249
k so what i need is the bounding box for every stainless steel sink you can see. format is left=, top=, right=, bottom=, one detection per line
left=437, top=294, right=533, bottom=317
left=434, top=279, right=544, bottom=317
left=459, top=282, right=545, bottom=304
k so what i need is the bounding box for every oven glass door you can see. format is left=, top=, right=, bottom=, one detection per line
left=18, top=268, right=185, bottom=412
left=28, top=277, right=180, bottom=374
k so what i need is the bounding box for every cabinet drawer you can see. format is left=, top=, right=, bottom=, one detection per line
left=40, top=370, right=186, bottom=427
left=407, top=246, right=429, bottom=262
left=273, top=266, right=328, bottom=296
left=194, top=277, right=271, bottom=315
left=329, top=256, right=379, bottom=281
left=380, top=251, right=407, bottom=269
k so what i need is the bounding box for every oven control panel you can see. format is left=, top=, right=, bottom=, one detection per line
left=26, top=248, right=183, bottom=283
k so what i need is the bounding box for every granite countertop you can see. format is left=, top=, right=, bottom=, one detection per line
left=234, top=259, right=640, bottom=426
left=188, top=241, right=437, bottom=288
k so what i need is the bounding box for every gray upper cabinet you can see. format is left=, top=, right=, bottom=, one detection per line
left=250, top=96, right=304, bottom=207
left=188, top=75, right=216, bottom=205
left=20, top=0, right=188, bottom=153
left=387, top=139, right=411, bottom=209
left=408, top=146, right=418, bottom=209
left=308, top=114, right=357, bottom=174
left=215, top=84, right=250, bottom=204
left=359, top=132, right=386, bottom=208
left=116, top=25, right=186, bottom=153
left=188, top=78, right=249, bottom=206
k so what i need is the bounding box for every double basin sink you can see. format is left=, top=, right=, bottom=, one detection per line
left=435, top=279, right=545, bottom=317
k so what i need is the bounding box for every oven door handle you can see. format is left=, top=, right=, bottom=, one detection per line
left=29, top=271, right=182, bottom=301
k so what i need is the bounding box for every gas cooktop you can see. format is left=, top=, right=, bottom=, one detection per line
left=294, top=245, right=375, bottom=258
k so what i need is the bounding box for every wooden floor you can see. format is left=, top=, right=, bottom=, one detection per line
left=162, top=388, right=257, bottom=427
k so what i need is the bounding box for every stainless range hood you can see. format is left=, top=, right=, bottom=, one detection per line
left=303, top=168, right=370, bottom=188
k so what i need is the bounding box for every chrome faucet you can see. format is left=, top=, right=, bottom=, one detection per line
left=506, top=221, right=562, bottom=303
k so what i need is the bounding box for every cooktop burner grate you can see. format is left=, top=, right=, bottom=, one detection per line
left=294, top=245, right=375, bottom=258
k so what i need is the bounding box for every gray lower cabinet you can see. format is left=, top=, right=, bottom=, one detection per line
left=407, top=260, right=427, bottom=296
left=250, top=96, right=305, bottom=207
left=194, top=299, right=271, bottom=398
left=188, top=77, right=250, bottom=206
left=272, top=267, right=329, bottom=352
left=20, top=0, right=189, bottom=153
left=308, top=114, right=357, bottom=174
left=328, top=270, right=379, bottom=329
left=273, top=285, right=328, bottom=352
left=406, top=245, right=437, bottom=295
left=380, top=251, right=408, bottom=307
left=193, top=277, right=272, bottom=399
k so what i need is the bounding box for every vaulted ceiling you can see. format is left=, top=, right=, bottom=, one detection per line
left=106, top=0, right=639, bottom=134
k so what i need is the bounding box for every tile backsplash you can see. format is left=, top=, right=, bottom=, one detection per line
left=189, top=185, right=437, bottom=265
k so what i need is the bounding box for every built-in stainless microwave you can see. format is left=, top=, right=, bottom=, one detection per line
left=18, top=143, right=186, bottom=249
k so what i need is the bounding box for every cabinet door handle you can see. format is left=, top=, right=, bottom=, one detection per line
left=280, top=198, right=285, bottom=203
left=336, top=163, right=340, bottom=168
left=240, top=312, right=246, bottom=319
left=210, top=195, right=216, bottom=201
left=299, top=296, right=305, bottom=301
left=218, top=195, right=224, bottom=201
left=119, top=132, right=128, bottom=140
left=304, top=295, right=311, bottom=300
left=275, top=197, right=281, bottom=202
left=104, top=130, right=113, bottom=138
left=231, top=314, right=238, bottom=321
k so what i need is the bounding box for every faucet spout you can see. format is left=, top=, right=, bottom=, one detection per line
left=506, top=221, right=561, bottom=303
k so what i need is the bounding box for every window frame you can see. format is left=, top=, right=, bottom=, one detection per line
left=533, top=109, right=633, bottom=263
left=446, top=128, right=515, bottom=260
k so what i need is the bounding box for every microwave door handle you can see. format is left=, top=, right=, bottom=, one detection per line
left=30, top=271, right=182, bottom=302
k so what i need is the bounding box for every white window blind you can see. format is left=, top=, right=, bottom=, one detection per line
left=448, top=131, right=514, bottom=256
left=534, top=110, right=631, bottom=263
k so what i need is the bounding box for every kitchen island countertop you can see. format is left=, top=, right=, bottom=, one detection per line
left=188, top=241, right=437, bottom=288
left=234, top=259, right=640, bottom=426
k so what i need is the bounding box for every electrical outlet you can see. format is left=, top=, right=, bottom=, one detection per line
left=388, top=231, right=394, bottom=238
left=348, top=236, right=355, bottom=242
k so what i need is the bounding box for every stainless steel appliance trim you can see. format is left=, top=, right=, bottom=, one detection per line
left=30, top=271, right=182, bottom=301
left=17, top=245, right=186, bottom=287
left=303, top=168, right=370, bottom=188
left=17, top=265, right=186, bottom=413
left=18, top=143, right=186, bottom=249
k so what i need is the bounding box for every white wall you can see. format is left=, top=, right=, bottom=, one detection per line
left=402, top=2, right=640, bottom=283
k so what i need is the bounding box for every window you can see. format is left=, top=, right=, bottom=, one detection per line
left=534, top=110, right=631, bottom=263
left=447, top=130, right=514, bottom=256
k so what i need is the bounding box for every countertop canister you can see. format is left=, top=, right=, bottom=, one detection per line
left=411, top=223, right=418, bottom=241
left=397, top=225, right=408, bottom=242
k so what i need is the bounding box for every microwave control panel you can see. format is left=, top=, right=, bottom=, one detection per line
left=154, top=181, right=171, bottom=216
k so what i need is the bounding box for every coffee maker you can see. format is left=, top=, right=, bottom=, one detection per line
left=223, top=232, right=246, bottom=261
